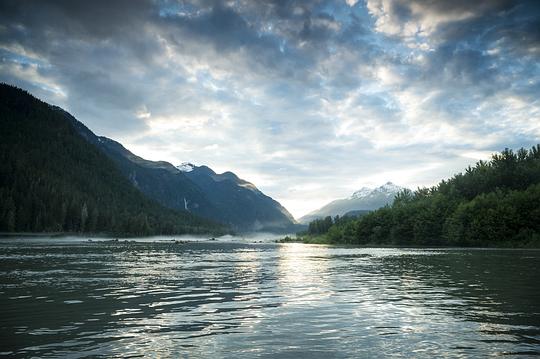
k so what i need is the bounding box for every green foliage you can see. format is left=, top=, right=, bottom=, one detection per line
left=306, top=145, right=540, bottom=247
left=0, top=84, right=227, bottom=236
left=306, top=214, right=363, bottom=241
left=444, top=185, right=540, bottom=246
left=308, top=216, right=334, bottom=235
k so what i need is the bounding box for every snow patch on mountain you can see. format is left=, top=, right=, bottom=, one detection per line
left=376, top=181, right=403, bottom=194
left=370, top=182, right=404, bottom=197
left=177, top=162, right=195, bottom=172
left=351, top=187, right=372, bottom=199
left=350, top=182, right=403, bottom=199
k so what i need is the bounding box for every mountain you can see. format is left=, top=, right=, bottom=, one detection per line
left=89, top=138, right=297, bottom=232
left=0, top=84, right=226, bottom=236
left=64, top=120, right=219, bottom=221
left=179, top=163, right=297, bottom=232
left=57, top=96, right=296, bottom=232
left=298, top=182, right=405, bottom=224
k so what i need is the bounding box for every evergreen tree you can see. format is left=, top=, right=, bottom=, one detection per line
left=306, top=145, right=540, bottom=247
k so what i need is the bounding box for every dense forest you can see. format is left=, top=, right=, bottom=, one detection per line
left=0, top=84, right=227, bottom=236
left=306, top=212, right=368, bottom=236
left=302, top=145, right=540, bottom=247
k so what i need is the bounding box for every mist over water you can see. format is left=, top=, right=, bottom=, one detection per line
left=1, top=237, right=539, bottom=357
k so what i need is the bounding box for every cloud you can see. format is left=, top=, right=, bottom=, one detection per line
left=0, top=0, right=539, bottom=217
left=366, top=0, right=513, bottom=39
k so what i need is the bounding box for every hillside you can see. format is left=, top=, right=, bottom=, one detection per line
left=0, top=84, right=226, bottom=236
left=63, top=117, right=220, bottom=222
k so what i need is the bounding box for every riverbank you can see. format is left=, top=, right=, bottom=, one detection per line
left=277, top=234, right=540, bottom=248
left=0, top=229, right=231, bottom=239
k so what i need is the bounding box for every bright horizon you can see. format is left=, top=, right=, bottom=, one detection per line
left=121, top=141, right=493, bottom=219
left=1, top=1, right=539, bottom=218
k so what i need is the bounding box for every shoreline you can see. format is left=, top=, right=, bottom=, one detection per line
left=2, top=233, right=540, bottom=249
left=277, top=235, right=540, bottom=249
left=0, top=231, right=226, bottom=239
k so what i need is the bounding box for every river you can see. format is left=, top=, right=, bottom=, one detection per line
left=1, top=236, right=539, bottom=357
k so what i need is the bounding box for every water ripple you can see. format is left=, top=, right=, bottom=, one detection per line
left=0, top=239, right=539, bottom=358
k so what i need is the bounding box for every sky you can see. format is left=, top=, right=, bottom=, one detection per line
left=1, top=0, right=539, bottom=218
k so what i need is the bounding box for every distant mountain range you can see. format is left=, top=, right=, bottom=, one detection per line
left=298, top=182, right=405, bottom=224
left=0, top=84, right=297, bottom=234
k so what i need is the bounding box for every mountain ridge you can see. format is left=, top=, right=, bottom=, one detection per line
left=92, top=136, right=298, bottom=232
left=60, top=102, right=297, bottom=232
left=181, top=163, right=298, bottom=232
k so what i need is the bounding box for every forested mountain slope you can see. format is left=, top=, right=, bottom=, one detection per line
left=0, top=84, right=226, bottom=236
left=62, top=104, right=297, bottom=232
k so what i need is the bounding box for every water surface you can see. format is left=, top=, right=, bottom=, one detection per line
left=1, top=236, right=539, bottom=357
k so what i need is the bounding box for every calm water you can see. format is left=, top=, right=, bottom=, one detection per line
left=1, top=236, right=539, bottom=358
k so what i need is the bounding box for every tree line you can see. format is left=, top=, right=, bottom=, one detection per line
left=304, top=145, right=540, bottom=247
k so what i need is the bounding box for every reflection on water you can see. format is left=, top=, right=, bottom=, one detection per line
left=277, top=243, right=332, bottom=306
left=0, top=237, right=539, bottom=358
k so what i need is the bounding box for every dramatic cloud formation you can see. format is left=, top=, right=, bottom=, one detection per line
left=1, top=0, right=539, bottom=217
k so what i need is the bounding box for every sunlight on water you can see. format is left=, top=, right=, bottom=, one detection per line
left=0, top=237, right=539, bottom=357
left=277, top=243, right=332, bottom=305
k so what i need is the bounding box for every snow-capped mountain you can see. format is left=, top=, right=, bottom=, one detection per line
left=298, top=182, right=405, bottom=224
